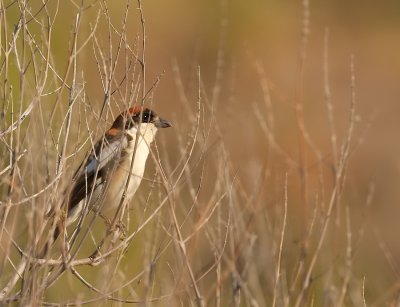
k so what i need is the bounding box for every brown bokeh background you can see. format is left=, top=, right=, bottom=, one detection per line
left=141, top=0, right=400, bottom=291
left=2, top=0, right=400, bottom=305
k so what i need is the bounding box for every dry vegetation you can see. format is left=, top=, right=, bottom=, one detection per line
left=0, top=0, right=397, bottom=306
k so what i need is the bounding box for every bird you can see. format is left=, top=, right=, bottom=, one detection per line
left=50, top=106, right=171, bottom=244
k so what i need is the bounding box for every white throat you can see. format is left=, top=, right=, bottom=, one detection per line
left=126, top=123, right=158, bottom=148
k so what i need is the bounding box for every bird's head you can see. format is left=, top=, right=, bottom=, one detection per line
left=108, top=106, right=172, bottom=141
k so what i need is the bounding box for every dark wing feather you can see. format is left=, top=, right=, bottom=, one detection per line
left=67, top=132, right=127, bottom=213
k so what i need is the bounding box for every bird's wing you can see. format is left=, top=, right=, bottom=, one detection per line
left=67, top=132, right=127, bottom=214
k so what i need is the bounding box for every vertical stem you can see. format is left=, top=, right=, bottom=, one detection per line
left=137, top=0, right=146, bottom=104
left=272, top=174, right=288, bottom=307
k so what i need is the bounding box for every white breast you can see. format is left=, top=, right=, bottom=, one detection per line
left=103, top=124, right=156, bottom=213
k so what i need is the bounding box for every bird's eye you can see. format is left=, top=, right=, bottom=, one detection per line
left=142, top=112, right=150, bottom=122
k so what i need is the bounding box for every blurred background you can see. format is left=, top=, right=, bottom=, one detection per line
left=1, top=0, right=400, bottom=305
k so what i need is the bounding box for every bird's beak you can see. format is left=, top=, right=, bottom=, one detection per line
left=155, top=117, right=172, bottom=128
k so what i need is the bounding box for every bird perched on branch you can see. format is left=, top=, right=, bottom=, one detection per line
left=51, top=106, right=172, bottom=243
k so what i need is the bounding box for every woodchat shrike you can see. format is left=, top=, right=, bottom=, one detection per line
left=52, top=106, right=171, bottom=241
